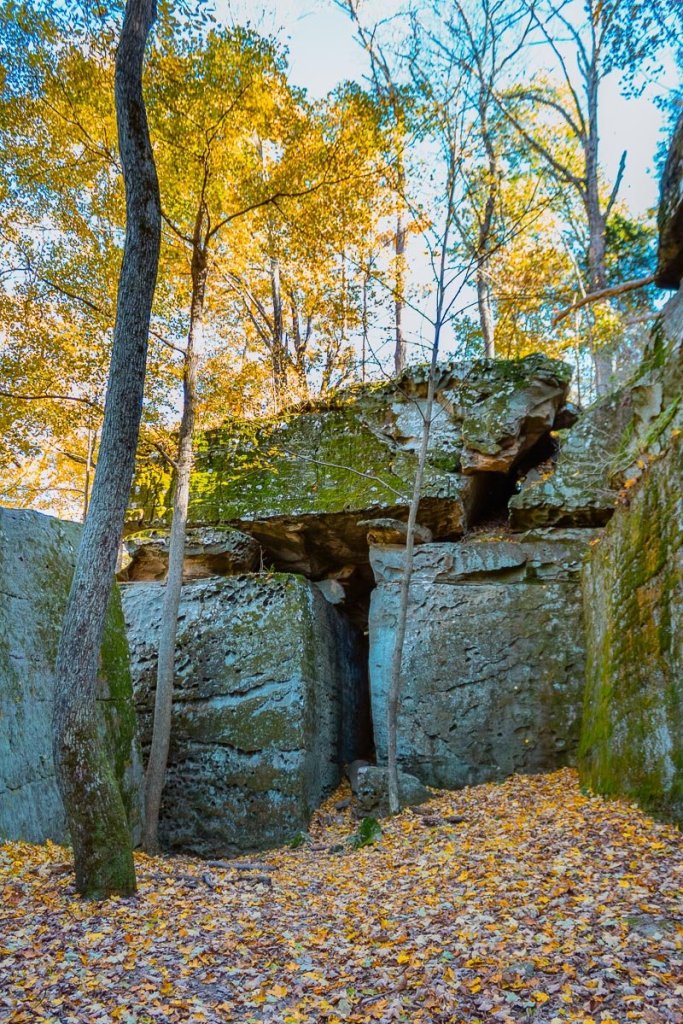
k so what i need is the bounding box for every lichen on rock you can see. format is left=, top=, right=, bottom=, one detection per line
left=121, top=573, right=367, bottom=856
left=0, top=508, right=143, bottom=845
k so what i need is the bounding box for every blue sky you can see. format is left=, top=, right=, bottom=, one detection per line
left=219, top=0, right=672, bottom=216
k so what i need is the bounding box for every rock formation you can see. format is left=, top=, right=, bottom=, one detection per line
left=656, top=110, right=683, bottom=290
left=2, top=117, right=682, bottom=851
left=579, top=291, right=683, bottom=825
left=369, top=532, right=593, bottom=789
left=0, top=508, right=143, bottom=844
left=121, top=574, right=367, bottom=855
left=128, top=355, right=575, bottom=583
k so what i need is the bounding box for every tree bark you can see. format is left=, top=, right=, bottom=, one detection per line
left=52, top=0, right=160, bottom=900
left=584, top=59, right=613, bottom=396
left=394, top=201, right=407, bottom=375
left=476, top=270, right=495, bottom=357
left=269, top=256, right=288, bottom=405
left=143, top=238, right=206, bottom=853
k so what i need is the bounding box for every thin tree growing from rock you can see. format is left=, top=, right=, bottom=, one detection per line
left=52, top=0, right=161, bottom=899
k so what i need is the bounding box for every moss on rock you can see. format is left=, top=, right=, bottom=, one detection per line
left=579, top=432, right=683, bottom=825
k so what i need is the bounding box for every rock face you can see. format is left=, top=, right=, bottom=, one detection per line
left=368, top=532, right=592, bottom=790
left=656, top=111, right=683, bottom=290
left=580, top=432, right=682, bottom=825
left=121, top=574, right=367, bottom=856
left=509, top=391, right=633, bottom=529
left=0, top=508, right=143, bottom=844
left=579, top=295, right=683, bottom=826
left=128, top=356, right=573, bottom=578
left=119, top=526, right=262, bottom=581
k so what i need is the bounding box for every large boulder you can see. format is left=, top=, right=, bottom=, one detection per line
left=509, top=390, right=633, bottom=529
left=368, top=532, right=592, bottom=789
left=121, top=574, right=367, bottom=856
left=656, top=111, right=683, bottom=290
left=119, top=525, right=262, bottom=581
left=0, top=508, right=143, bottom=844
left=128, top=356, right=573, bottom=577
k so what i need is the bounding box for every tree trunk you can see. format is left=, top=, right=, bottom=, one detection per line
left=270, top=256, right=288, bottom=405
left=386, top=325, right=442, bottom=814
left=82, top=426, right=94, bottom=522
left=585, top=63, right=612, bottom=396
left=52, top=0, right=160, bottom=900
left=143, top=242, right=206, bottom=853
left=394, top=203, right=407, bottom=375
left=476, top=270, right=495, bottom=357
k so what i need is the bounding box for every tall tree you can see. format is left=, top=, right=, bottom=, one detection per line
left=504, top=0, right=682, bottom=392
left=52, top=0, right=161, bottom=898
left=340, top=0, right=411, bottom=374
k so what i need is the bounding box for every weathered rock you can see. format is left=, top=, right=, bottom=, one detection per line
left=368, top=532, right=593, bottom=790
left=358, top=517, right=433, bottom=546
left=0, top=508, right=143, bottom=844
left=128, top=356, right=573, bottom=577
left=579, top=411, right=682, bottom=826
left=121, top=574, right=368, bottom=856
left=656, top=110, right=683, bottom=290
left=509, top=391, right=633, bottom=529
left=119, top=525, right=262, bottom=581
left=350, top=764, right=429, bottom=816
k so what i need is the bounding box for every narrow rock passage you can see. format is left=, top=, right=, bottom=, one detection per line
left=2, top=769, right=681, bottom=1023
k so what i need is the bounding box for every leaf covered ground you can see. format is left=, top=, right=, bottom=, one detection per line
left=1, top=769, right=682, bottom=1024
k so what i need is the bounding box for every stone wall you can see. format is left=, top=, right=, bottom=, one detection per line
left=368, top=532, right=592, bottom=789
left=0, top=508, right=143, bottom=844
left=122, top=574, right=365, bottom=856
left=579, top=296, right=683, bottom=825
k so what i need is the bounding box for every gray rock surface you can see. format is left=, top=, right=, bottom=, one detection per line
left=351, top=764, right=429, bottom=816
left=128, top=356, right=573, bottom=580
left=368, top=533, right=593, bottom=790
left=120, top=525, right=261, bottom=581
left=509, top=391, right=633, bottom=529
left=656, top=110, right=683, bottom=290
left=121, top=574, right=366, bottom=856
left=0, top=508, right=143, bottom=844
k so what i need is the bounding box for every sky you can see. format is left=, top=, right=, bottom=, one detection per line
left=213, top=0, right=674, bottom=368
left=218, top=0, right=672, bottom=216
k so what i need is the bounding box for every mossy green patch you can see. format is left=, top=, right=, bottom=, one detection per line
left=579, top=433, right=683, bottom=826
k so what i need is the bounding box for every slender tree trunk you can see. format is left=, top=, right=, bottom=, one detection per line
left=52, top=0, right=160, bottom=900
left=270, top=256, right=288, bottom=405
left=82, top=426, right=94, bottom=522
left=143, top=242, right=207, bottom=853
left=362, top=271, right=369, bottom=382
left=394, top=201, right=407, bottom=375
left=386, top=158, right=455, bottom=813
left=476, top=270, right=495, bottom=357
left=585, top=65, right=612, bottom=396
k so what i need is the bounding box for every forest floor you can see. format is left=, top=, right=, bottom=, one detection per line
left=1, top=769, right=682, bottom=1024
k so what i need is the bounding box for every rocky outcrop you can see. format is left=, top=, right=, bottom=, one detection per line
left=580, top=430, right=682, bottom=825
left=119, top=526, right=262, bottom=581
left=579, top=292, right=683, bottom=826
left=128, top=356, right=574, bottom=580
left=368, top=532, right=592, bottom=790
left=0, top=508, right=143, bottom=845
left=509, top=390, right=633, bottom=529
left=121, top=574, right=367, bottom=856
left=656, top=111, right=683, bottom=290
